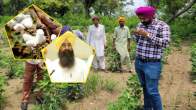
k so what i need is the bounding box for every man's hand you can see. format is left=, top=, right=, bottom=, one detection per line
left=132, top=28, right=149, bottom=37
left=104, top=45, right=107, bottom=49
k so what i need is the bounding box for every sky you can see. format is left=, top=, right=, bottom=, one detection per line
left=124, top=0, right=147, bottom=16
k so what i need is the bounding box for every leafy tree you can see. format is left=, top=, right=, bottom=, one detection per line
left=148, top=0, right=196, bottom=23
left=9, top=0, right=29, bottom=15
left=32, top=0, right=73, bottom=16
left=166, top=0, right=196, bottom=23
left=0, top=0, right=3, bottom=15
left=82, top=0, right=97, bottom=17
left=148, top=0, right=160, bottom=7
left=93, top=0, right=120, bottom=16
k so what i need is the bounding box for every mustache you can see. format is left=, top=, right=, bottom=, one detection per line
left=142, top=21, right=152, bottom=26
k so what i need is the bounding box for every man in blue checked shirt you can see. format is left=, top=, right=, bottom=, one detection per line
left=132, top=6, right=170, bottom=110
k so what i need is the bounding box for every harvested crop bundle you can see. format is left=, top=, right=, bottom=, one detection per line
left=20, top=14, right=33, bottom=28
left=23, top=29, right=46, bottom=47
left=5, top=5, right=62, bottom=59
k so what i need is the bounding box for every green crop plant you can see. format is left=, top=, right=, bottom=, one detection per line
left=107, top=74, right=142, bottom=110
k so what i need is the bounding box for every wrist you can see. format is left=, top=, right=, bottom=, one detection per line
left=146, top=33, right=150, bottom=38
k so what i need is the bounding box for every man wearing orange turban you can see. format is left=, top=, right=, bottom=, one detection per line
left=113, top=16, right=132, bottom=73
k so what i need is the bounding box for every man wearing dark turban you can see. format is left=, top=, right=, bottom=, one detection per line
left=133, top=6, right=170, bottom=110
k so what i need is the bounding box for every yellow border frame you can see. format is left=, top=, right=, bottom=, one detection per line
left=4, top=4, right=62, bottom=61
left=41, top=32, right=95, bottom=84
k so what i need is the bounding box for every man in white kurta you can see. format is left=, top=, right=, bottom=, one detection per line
left=87, top=16, right=106, bottom=71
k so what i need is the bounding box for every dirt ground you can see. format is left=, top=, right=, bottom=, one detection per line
left=160, top=44, right=196, bottom=110
left=2, top=43, right=196, bottom=110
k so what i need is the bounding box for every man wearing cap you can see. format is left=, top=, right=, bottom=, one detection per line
left=87, top=16, right=106, bottom=72
left=133, top=6, right=170, bottom=110
left=113, top=16, right=132, bottom=72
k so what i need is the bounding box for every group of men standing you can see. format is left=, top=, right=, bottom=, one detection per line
left=87, top=16, right=132, bottom=72
left=87, top=6, right=170, bottom=110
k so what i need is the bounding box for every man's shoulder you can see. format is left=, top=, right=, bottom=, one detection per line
left=124, top=26, right=129, bottom=30
left=89, top=25, right=94, bottom=28
left=156, top=19, right=169, bottom=27
left=115, top=26, right=119, bottom=30
left=99, top=24, right=105, bottom=28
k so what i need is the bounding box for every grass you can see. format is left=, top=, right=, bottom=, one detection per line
left=83, top=73, right=102, bottom=96
left=0, top=75, right=6, bottom=110
left=102, top=79, right=117, bottom=93
left=107, top=74, right=142, bottom=110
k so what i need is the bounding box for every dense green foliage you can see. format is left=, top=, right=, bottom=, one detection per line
left=170, top=18, right=196, bottom=45
left=107, top=74, right=142, bottom=110
left=33, top=70, right=68, bottom=110
left=33, top=72, right=118, bottom=109
left=191, top=43, right=196, bottom=82
left=0, top=16, right=13, bottom=28
left=57, top=13, right=139, bottom=33
left=0, top=30, right=24, bottom=78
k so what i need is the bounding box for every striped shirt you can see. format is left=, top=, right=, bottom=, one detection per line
left=135, top=19, right=170, bottom=59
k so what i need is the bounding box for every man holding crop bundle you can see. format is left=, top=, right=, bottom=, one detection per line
left=20, top=6, right=61, bottom=110
left=133, top=6, right=170, bottom=110
left=113, top=16, right=132, bottom=73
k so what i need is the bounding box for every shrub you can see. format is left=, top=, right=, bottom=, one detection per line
left=129, top=41, right=137, bottom=61
left=102, top=79, right=117, bottom=93
left=57, top=13, right=139, bottom=33
left=33, top=70, right=68, bottom=110
left=0, top=48, right=24, bottom=78
left=162, top=47, right=172, bottom=64
left=83, top=73, right=103, bottom=96
left=170, top=18, right=196, bottom=43
left=34, top=72, right=104, bottom=109
left=0, top=16, right=13, bottom=28
left=191, top=43, right=196, bottom=82
left=105, top=33, right=121, bottom=71
left=107, top=75, right=142, bottom=110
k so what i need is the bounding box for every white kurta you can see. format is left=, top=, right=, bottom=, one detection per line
left=46, top=57, right=87, bottom=83
left=87, top=24, right=106, bottom=57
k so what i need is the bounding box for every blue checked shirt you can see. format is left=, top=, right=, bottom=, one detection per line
left=135, top=19, right=170, bottom=59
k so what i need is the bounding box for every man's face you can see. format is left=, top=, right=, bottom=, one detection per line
left=58, top=41, right=75, bottom=68
left=93, top=19, right=99, bottom=25
left=119, top=21, right=125, bottom=27
left=138, top=15, right=152, bottom=26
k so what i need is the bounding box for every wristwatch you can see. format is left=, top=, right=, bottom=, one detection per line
left=146, top=33, right=150, bottom=38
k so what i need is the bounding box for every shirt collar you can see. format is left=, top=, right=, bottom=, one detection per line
left=94, top=24, right=100, bottom=28
left=118, top=26, right=125, bottom=29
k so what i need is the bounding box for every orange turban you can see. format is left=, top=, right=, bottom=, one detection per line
left=118, top=16, right=126, bottom=22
